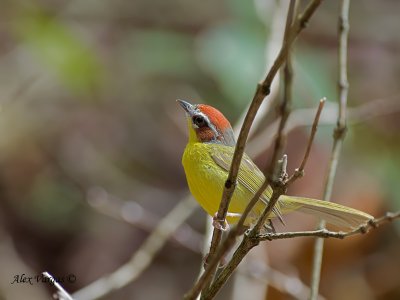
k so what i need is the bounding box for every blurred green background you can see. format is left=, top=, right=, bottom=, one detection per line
left=0, top=0, right=399, bottom=299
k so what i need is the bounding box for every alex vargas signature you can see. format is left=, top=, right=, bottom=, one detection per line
left=11, top=273, right=76, bottom=285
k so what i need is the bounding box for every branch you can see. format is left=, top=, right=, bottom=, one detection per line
left=268, top=0, right=298, bottom=182
left=287, top=98, right=325, bottom=185
left=310, top=1, right=350, bottom=299
left=257, top=211, right=400, bottom=241
left=247, top=93, right=400, bottom=158
left=201, top=208, right=400, bottom=300
left=86, top=187, right=202, bottom=253
left=250, top=95, right=325, bottom=235
left=42, top=272, right=74, bottom=300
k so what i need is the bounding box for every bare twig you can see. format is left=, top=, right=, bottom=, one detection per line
left=42, top=272, right=74, bottom=300
left=87, top=187, right=202, bottom=253
left=257, top=211, right=400, bottom=241
left=310, top=1, right=350, bottom=299
left=268, top=0, right=298, bottom=182
left=287, top=98, right=325, bottom=185
left=46, top=124, right=201, bottom=300
left=282, top=1, right=298, bottom=123
left=247, top=92, right=400, bottom=158
left=73, top=197, right=197, bottom=300
left=252, top=97, right=325, bottom=233
left=252, top=98, right=325, bottom=234
left=205, top=209, right=400, bottom=300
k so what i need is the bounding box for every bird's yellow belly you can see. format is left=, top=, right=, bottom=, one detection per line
left=182, top=143, right=258, bottom=224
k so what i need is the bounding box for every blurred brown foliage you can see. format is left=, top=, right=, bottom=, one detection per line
left=0, top=0, right=399, bottom=299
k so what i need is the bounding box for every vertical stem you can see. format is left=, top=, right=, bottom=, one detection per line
left=309, top=1, right=350, bottom=299
left=282, top=0, right=298, bottom=131
left=201, top=236, right=257, bottom=300
left=268, top=0, right=298, bottom=182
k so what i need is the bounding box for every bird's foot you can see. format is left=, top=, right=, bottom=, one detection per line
left=212, top=212, right=242, bottom=231
left=212, top=213, right=229, bottom=231
left=261, top=219, right=277, bottom=234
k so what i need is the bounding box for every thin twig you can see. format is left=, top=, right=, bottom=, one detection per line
left=250, top=97, right=325, bottom=233
left=188, top=2, right=319, bottom=299
left=205, top=210, right=400, bottom=300
left=310, top=1, right=350, bottom=299
left=286, top=98, right=325, bottom=185
left=247, top=93, right=400, bottom=158
left=42, top=272, right=74, bottom=300
left=282, top=0, right=298, bottom=123
left=268, top=0, right=298, bottom=182
left=86, top=187, right=202, bottom=253
left=257, top=211, right=400, bottom=241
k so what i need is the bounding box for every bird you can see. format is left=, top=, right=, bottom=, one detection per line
left=178, top=99, right=373, bottom=230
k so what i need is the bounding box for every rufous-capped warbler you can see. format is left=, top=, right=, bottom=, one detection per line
left=178, top=100, right=372, bottom=229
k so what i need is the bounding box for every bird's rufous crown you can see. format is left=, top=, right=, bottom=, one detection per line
left=197, top=104, right=232, bottom=132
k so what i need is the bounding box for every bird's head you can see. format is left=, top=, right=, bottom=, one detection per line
left=177, top=100, right=235, bottom=146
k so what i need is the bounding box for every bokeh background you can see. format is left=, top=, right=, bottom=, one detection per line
left=0, top=0, right=399, bottom=299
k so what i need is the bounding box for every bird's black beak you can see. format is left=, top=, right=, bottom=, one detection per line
left=177, top=99, right=196, bottom=115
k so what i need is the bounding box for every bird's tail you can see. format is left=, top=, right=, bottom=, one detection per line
left=279, top=195, right=373, bottom=229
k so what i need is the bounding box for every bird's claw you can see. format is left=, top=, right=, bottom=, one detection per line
left=212, top=213, right=229, bottom=231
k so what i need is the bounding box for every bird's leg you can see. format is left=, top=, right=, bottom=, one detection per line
left=212, top=212, right=242, bottom=231
left=260, top=219, right=277, bottom=234
left=212, top=213, right=229, bottom=231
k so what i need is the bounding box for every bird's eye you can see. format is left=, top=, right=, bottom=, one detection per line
left=192, top=115, right=207, bottom=128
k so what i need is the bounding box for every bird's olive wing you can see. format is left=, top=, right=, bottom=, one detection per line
left=209, top=145, right=284, bottom=222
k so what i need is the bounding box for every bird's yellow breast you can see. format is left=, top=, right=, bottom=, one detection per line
left=182, top=142, right=256, bottom=223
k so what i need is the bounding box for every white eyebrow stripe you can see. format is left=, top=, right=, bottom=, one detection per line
left=192, top=111, right=220, bottom=142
